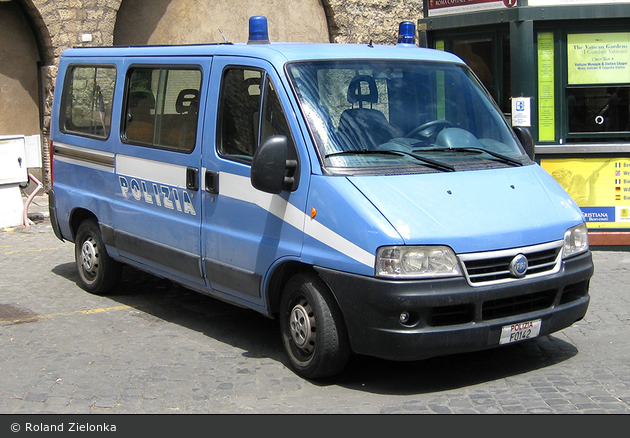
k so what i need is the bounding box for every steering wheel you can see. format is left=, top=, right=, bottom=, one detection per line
left=406, top=120, right=453, bottom=140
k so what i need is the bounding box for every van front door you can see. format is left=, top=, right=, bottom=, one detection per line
left=201, top=58, right=307, bottom=308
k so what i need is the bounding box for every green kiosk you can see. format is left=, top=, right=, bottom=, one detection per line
left=419, top=0, right=630, bottom=246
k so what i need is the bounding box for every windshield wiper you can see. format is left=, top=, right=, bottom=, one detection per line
left=326, top=149, right=402, bottom=158
left=390, top=150, right=455, bottom=172
left=418, top=147, right=523, bottom=167
left=325, top=149, right=455, bottom=172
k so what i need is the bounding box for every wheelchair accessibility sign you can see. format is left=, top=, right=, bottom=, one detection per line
left=511, top=96, right=532, bottom=127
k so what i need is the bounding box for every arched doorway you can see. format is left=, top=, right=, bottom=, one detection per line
left=0, top=0, right=41, bottom=137
left=113, top=0, right=329, bottom=45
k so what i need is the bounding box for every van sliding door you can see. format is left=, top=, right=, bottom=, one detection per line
left=112, top=58, right=210, bottom=287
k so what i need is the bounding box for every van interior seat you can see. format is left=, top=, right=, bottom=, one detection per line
left=337, top=75, right=403, bottom=150
left=126, top=89, right=156, bottom=144
left=161, top=88, right=200, bottom=149
left=176, top=88, right=200, bottom=115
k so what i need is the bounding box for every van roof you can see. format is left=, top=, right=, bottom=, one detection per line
left=60, top=42, right=464, bottom=65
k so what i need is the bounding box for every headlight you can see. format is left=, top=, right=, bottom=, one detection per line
left=376, top=246, right=462, bottom=279
left=563, top=223, right=589, bottom=259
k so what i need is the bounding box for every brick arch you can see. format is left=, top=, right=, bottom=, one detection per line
left=113, top=0, right=330, bottom=45
left=13, top=0, right=56, bottom=65
left=111, top=0, right=422, bottom=47
left=0, top=1, right=42, bottom=139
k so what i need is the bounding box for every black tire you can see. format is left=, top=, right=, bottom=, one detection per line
left=280, top=272, right=350, bottom=379
left=74, top=219, right=122, bottom=295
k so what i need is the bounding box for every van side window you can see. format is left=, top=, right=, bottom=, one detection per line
left=61, top=65, right=116, bottom=139
left=218, top=68, right=296, bottom=163
left=218, top=68, right=263, bottom=161
left=124, top=67, right=201, bottom=153
left=260, top=76, right=297, bottom=159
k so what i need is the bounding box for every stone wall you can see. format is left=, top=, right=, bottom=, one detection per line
left=25, top=0, right=424, bottom=56
left=13, top=0, right=424, bottom=188
left=325, top=0, right=424, bottom=44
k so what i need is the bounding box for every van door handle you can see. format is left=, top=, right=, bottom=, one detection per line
left=205, top=170, right=219, bottom=194
left=186, top=167, right=199, bottom=191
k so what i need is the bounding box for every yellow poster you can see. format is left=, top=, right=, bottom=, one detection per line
left=541, top=158, right=630, bottom=229
left=567, top=33, right=630, bottom=85
left=538, top=32, right=555, bottom=141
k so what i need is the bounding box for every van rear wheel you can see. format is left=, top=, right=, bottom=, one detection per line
left=280, top=272, right=350, bottom=379
left=75, top=219, right=122, bottom=295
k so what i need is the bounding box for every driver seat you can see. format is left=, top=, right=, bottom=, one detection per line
left=338, top=75, right=403, bottom=150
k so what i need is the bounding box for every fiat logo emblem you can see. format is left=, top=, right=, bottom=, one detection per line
left=509, top=254, right=528, bottom=278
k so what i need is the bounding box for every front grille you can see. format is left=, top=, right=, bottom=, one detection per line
left=459, top=241, right=563, bottom=286
left=422, top=279, right=589, bottom=327
left=423, top=288, right=561, bottom=327
left=427, top=304, right=474, bottom=327
left=414, top=242, right=585, bottom=328
left=482, top=289, right=556, bottom=320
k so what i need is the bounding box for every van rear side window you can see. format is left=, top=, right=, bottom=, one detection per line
left=123, top=67, right=202, bottom=153
left=61, top=65, right=116, bottom=139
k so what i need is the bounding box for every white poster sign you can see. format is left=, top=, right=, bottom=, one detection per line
left=511, top=97, right=532, bottom=127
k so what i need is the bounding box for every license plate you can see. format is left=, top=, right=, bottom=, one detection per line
left=499, top=318, right=542, bottom=345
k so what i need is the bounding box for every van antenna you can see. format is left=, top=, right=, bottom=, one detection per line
left=218, top=28, right=229, bottom=43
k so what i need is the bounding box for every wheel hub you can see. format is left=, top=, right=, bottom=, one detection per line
left=289, top=303, right=313, bottom=348
left=81, top=238, right=97, bottom=272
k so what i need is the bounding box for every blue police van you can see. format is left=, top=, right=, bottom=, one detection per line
left=49, top=17, right=593, bottom=378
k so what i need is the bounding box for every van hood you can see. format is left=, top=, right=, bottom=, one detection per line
left=348, top=164, right=583, bottom=254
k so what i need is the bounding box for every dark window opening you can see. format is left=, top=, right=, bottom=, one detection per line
left=567, top=86, right=630, bottom=135
left=218, top=67, right=296, bottom=164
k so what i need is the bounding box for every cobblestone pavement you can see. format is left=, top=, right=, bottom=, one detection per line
left=1, top=206, right=629, bottom=415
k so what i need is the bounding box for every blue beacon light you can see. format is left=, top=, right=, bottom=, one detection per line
left=248, top=15, right=270, bottom=44
left=397, top=21, right=416, bottom=46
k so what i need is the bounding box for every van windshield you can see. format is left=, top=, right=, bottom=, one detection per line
left=286, top=60, right=527, bottom=173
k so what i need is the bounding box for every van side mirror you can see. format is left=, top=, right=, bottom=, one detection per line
left=513, top=127, right=535, bottom=161
left=251, top=135, right=297, bottom=194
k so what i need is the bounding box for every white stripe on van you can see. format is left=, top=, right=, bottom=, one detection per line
left=220, top=172, right=375, bottom=269
left=116, top=155, right=188, bottom=188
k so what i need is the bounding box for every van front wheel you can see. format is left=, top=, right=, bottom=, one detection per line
left=280, top=273, right=350, bottom=379
left=75, top=219, right=122, bottom=295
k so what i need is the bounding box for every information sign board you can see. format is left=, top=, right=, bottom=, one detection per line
left=541, top=158, right=630, bottom=229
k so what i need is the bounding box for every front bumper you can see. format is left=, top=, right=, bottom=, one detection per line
left=315, top=251, right=593, bottom=361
